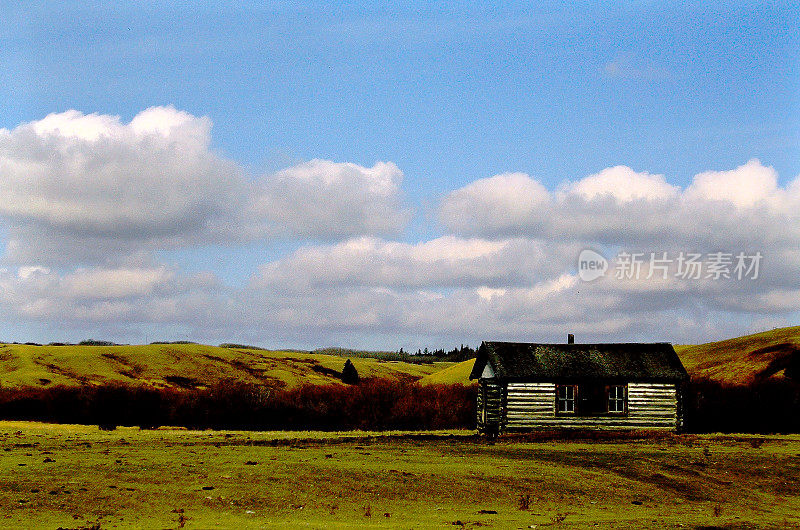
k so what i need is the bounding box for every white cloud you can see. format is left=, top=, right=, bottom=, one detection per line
left=253, top=236, right=578, bottom=291
left=440, top=160, right=800, bottom=249
left=17, top=266, right=50, bottom=280
left=0, top=108, right=409, bottom=265
left=1, top=109, right=798, bottom=349
left=685, top=158, right=780, bottom=208
left=251, top=159, right=409, bottom=240
left=565, top=165, right=679, bottom=202
left=440, top=172, right=550, bottom=236
left=0, top=264, right=221, bottom=325
left=0, top=107, right=245, bottom=263
left=2, top=236, right=798, bottom=348
left=63, top=266, right=174, bottom=300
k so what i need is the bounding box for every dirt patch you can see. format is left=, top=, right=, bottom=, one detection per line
left=201, top=353, right=286, bottom=385
left=100, top=353, right=146, bottom=380
left=311, top=365, right=341, bottom=379
left=164, top=375, right=203, bottom=389
left=32, top=360, right=89, bottom=384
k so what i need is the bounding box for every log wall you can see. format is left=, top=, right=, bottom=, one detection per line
left=476, top=379, right=503, bottom=433
left=498, top=381, right=680, bottom=431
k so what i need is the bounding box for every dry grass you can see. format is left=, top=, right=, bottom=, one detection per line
left=419, top=358, right=476, bottom=385
left=675, top=325, right=800, bottom=385
left=0, top=343, right=452, bottom=390
left=0, top=422, right=798, bottom=528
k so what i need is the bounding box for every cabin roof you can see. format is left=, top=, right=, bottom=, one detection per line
left=469, top=341, right=689, bottom=382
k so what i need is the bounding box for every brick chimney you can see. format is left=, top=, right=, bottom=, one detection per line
left=567, top=334, right=575, bottom=344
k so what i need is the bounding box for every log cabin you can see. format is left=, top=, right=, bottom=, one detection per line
left=470, top=336, right=689, bottom=434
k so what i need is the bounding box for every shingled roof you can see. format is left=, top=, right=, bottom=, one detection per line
left=469, top=341, right=689, bottom=382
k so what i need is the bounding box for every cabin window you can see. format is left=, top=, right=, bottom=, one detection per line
left=608, top=385, right=626, bottom=413
left=556, top=385, right=576, bottom=413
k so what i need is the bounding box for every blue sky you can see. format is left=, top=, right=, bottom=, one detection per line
left=0, top=2, right=798, bottom=349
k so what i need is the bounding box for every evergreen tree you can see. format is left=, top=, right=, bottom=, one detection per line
left=341, top=359, right=360, bottom=385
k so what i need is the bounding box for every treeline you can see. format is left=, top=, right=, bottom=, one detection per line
left=405, top=344, right=477, bottom=362
left=0, top=379, right=477, bottom=431
left=316, top=344, right=476, bottom=364
left=4, top=340, right=124, bottom=347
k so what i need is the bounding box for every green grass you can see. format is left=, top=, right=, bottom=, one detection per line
left=0, top=421, right=798, bottom=528
left=675, top=325, right=800, bottom=385
left=2, top=326, right=798, bottom=392
left=419, top=358, right=476, bottom=385
left=0, top=343, right=453, bottom=390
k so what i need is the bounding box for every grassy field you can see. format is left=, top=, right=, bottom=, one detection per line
left=674, top=325, right=800, bottom=385
left=3, top=326, right=797, bottom=391
left=0, top=422, right=798, bottom=528
left=419, top=358, right=475, bottom=385
left=0, top=343, right=451, bottom=390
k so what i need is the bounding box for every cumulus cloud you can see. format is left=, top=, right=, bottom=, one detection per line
left=440, top=172, right=551, bottom=237
left=0, top=107, right=241, bottom=240
left=253, top=236, right=580, bottom=291
left=0, top=264, right=220, bottom=324
left=440, top=159, right=800, bottom=248
left=62, top=266, right=175, bottom=300
left=0, top=108, right=409, bottom=264
left=1, top=109, right=798, bottom=349
left=685, top=158, right=781, bottom=208
left=251, top=159, right=409, bottom=240
left=2, top=233, right=798, bottom=348
left=564, top=166, right=679, bottom=202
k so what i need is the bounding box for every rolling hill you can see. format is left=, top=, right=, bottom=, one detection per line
left=0, top=343, right=453, bottom=390
left=675, top=326, right=800, bottom=385
left=2, top=326, right=797, bottom=390
left=420, top=358, right=476, bottom=385
left=420, top=326, right=800, bottom=386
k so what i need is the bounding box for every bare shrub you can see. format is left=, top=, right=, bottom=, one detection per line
left=517, top=494, right=531, bottom=510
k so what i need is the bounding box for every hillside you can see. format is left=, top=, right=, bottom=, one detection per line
left=675, top=326, right=800, bottom=385
left=2, top=327, right=797, bottom=390
left=0, top=343, right=452, bottom=390
left=420, top=359, right=476, bottom=385
left=421, top=326, right=800, bottom=386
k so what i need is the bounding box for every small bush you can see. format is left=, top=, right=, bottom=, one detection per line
left=79, top=339, right=119, bottom=346
left=517, top=494, right=532, bottom=510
